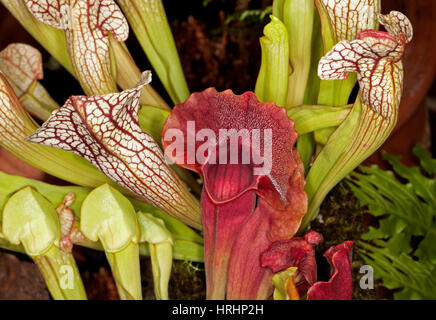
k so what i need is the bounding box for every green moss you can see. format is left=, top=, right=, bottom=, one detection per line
left=169, top=261, right=206, bottom=300
left=310, top=181, right=378, bottom=300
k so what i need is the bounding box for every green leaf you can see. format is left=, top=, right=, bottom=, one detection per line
left=288, top=104, right=351, bottom=135
left=297, top=133, right=315, bottom=175
left=0, top=172, right=89, bottom=218
left=80, top=184, right=139, bottom=252
left=0, top=172, right=204, bottom=261
left=255, top=15, right=289, bottom=107
left=33, top=245, right=87, bottom=300
left=303, top=7, right=323, bottom=106
left=138, top=212, right=173, bottom=245
left=105, top=241, right=142, bottom=300
left=138, top=106, right=169, bottom=145
left=117, top=0, right=190, bottom=104
left=1, top=187, right=86, bottom=300
left=2, top=187, right=60, bottom=256
left=272, top=267, right=298, bottom=300
left=226, top=7, right=272, bottom=25
left=138, top=212, right=173, bottom=299
left=414, top=145, right=436, bottom=175
left=349, top=147, right=436, bottom=299
left=80, top=184, right=142, bottom=300
left=282, top=0, right=315, bottom=108
left=300, top=98, right=361, bottom=230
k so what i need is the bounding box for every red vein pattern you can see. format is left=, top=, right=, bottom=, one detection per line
left=27, top=71, right=201, bottom=229
left=303, top=11, right=413, bottom=228
left=0, top=43, right=43, bottom=97
left=0, top=71, right=119, bottom=188
left=321, top=0, right=381, bottom=41
left=318, top=11, right=413, bottom=118
left=25, top=0, right=129, bottom=95
left=162, top=89, right=307, bottom=299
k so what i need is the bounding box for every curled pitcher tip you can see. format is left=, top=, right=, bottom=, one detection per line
left=25, top=0, right=129, bottom=95
left=318, top=11, right=412, bottom=118
left=27, top=71, right=201, bottom=229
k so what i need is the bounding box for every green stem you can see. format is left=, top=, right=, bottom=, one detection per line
left=300, top=99, right=362, bottom=231
left=0, top=238, right=204, bottom=263
left=149, top=242, right=172, bottom=300
left=110, top=40, right=170, bottom=111
left=288, top=104, right=351, bottom=135
left=117, top=0, right=190, bottom=104
left=0, top=172, right=204, bottom=262
left=105, top=242, right=142, bottom=300
left=301, top=96, right=398, bottom=232
left=33, top=246, right=87, bottom=300
left=312, top=0, right=357, bottom=145
left=255, top=15, right=289, bottom=107
left=297, top=134, right=315, bottom=174
left=282, top=0, right=315, bottom=108
left=19, top=81, right=59, bottom=121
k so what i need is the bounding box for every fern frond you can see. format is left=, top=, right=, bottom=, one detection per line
left=347, top=145, right=436, bottom=300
